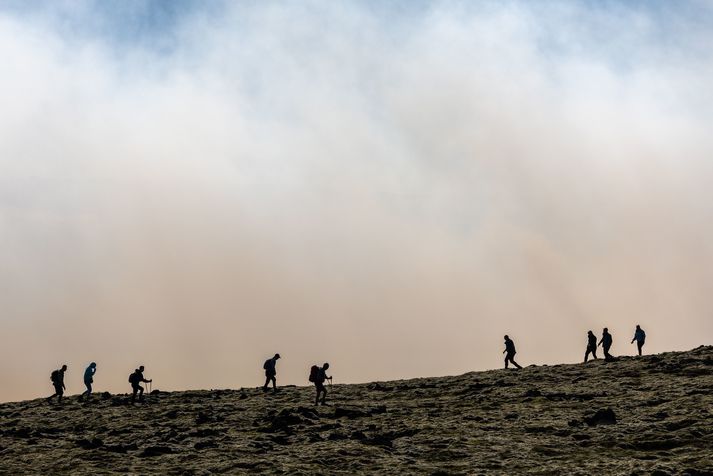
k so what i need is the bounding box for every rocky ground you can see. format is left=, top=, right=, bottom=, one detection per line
left=1, top=346, right=712, bottom=475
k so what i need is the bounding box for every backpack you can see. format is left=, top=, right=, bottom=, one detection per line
left=308, top=365, right=320, bottom=383
left=263, top=359, right=271, bottom=370
left=50, top=370, right=59, bottom=383
left=129, top=372, right=139, bottom=384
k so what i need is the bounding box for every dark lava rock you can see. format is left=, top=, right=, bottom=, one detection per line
left=140, top=445, right=174, bottom=457
left=362, top=434, right=394, bottom=448
left=194, top=440, right=218, bottom=450
left=350, top=430, right=367, bottom=440
left=196, top=411, right=211, bottom=424
left=584, top=408, right=617, bottom=426
left=104, top=444, right=129, bottom=454
left=271, top=435, right=291, bottom=445
left=524, top=388, right=542, bottom=398
left=76, top=438, right=104, bottom=450
left=307, top=433, right=324, bottom=443
left=334, top=407, right=369, bottom=419
left=328, top=432, right=348, bottom=441
left=296, top=406, right=320, bottom=420
left=369, top=382, right=392, bottom=392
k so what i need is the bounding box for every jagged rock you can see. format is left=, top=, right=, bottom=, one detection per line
left=76, top=438, right=103, bottom=450
left=583, top=408, right=617, bottom=426
left=140, top=446, right=174, bottom=457
left=194, top=440, right=218, bottom=450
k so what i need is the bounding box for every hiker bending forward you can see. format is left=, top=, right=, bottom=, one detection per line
left=129, top=365, right=152, bottom=403
left=263, top=353, right=281, bottom=393
left=310, top=363, right=331, bottom=406
left=47, top=365, right=67, bottom=404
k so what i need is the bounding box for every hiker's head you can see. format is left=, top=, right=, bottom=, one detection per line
left=323, top=363, right=330, bottom=370
left=61, top=365, right=67, bottom=371
left=90, top=362, right=96, bottom=368
left=504, top=335, right=509, bottom=340
left=636, top=324, right=641, bottom=330
left=274, top=353, right=281, bottom=360
left=139, top=365, right=145, bottom=372
left=588, top=330, right=593, bottom=335
left=603, top=327, right=608, bottom=333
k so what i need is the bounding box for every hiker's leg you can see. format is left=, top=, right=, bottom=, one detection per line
left=504, top=356, right=509, bottom=369
left=263, top=377, right=270, bottom=391
left=138, top=385, right=144, bottom=401
left=321, top=386, right=327, bottom=404
left=271, top=376, right=277, bottom=391
left=131, top=386, right=138, bottom=403
left=637, top=341, right=643, bottom=356
left=584, top=350, right=589, bottom=363
left=592, top=348, right=597, bottom=359
left=315, top=386, right=320, bottom=406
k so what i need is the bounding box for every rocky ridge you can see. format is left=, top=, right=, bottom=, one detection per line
left=1, top=346, right=712, bottom=475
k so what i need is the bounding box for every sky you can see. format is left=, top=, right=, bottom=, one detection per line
left=1, top=0, right=712, bottom=402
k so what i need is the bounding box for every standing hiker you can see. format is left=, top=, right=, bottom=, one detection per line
left=631, top=325, right=646, bottom=356
left=598, top=328, right=613, bottom=361
left=47, top=365, right=67, bottom=404
left=263, top=353, right=281, bottom=393
left=129, top=365, right=152, bottom=403
left=80, top=362, right=97, bottom=401
left=503, top=335, right=522, bottom=369
left=584, top=330, right=598, bottom=362
left=309, top=363, right=332, bottom=406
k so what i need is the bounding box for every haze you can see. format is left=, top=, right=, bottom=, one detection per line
left=1, top=1, right=712, bottom=402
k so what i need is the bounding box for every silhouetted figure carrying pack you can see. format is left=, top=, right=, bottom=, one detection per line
left=631, top=325, right=646, bottom=356
left=503, top=335, right=522, bottom=369
left=47, top=365, right=67, bottom=404
left=80, top=362, right=97, bottom=401
left=129, top=365, right=152, bottom=403
left=598, top=328, right=613, bottom=361
left=584, top=330, right=598, bottom=362
left=309, top=363, right=332, bottom=406
left=263, top=353, right=281, bottom=393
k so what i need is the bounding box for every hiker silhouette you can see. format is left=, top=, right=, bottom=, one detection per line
left=263, top=353, right=281, bottom=393
left=598, top=328, right=613, bottom=361
left=584, top=331, right=598, bottom=362
left=80, top=362, right=96, bottom=401
left=129, top=365, right=152, bottom=403
left=631, top=325, right=646, bottom=356
left=503, top=336, right=522, bottom=369
left=309, top=363, right=332, bottom=406
left=47, top=365, right=67, bottom=404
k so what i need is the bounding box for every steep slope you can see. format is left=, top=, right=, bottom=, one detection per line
left=1, top=347, right=711, bottom=475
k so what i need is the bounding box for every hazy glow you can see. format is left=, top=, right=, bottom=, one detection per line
left=1, top=1, right=712, bottom=402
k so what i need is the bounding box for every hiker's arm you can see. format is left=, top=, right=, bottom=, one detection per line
left=598, top=339, right=602, bottom=346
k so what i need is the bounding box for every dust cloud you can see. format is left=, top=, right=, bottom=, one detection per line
left=1, top=2, right=712, bottom=401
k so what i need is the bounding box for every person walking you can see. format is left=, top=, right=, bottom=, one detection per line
left=47, top=365, right=67, bottom=404
left=309, top=363, right=332, bottom=406
left=129, top=365, right=152, bottom=404
left=263, top=353, right=281, bottom=393
left=598, top=328, right=613, bottom=361
left=503, top=335, right=522, bottom=369
left=584, top=330, right=598, bottom=362
left=80, top=362, right=97, bottom=401
left=631, top=325, right=646, bottom=356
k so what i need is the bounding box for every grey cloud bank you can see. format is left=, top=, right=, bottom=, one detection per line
left=0, top=1, right=712, bottom=402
